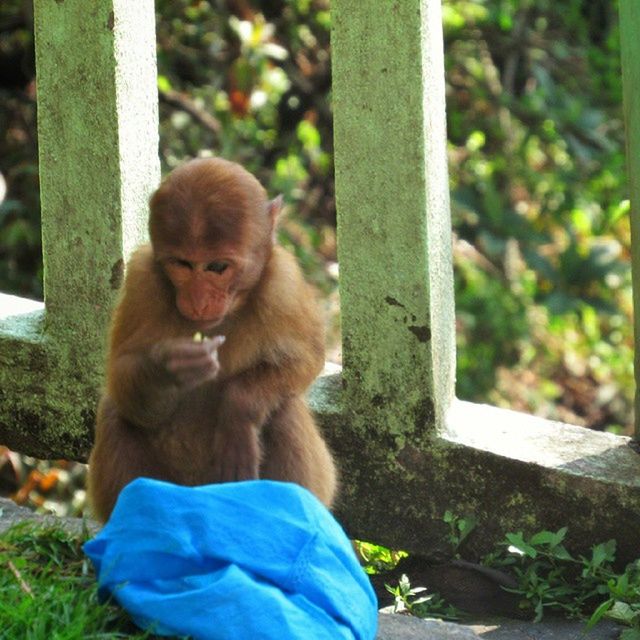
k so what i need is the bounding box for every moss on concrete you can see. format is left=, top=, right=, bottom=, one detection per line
left=332, top=0, right=455, bottom=436
left=310, top=373, right=640, bottom=566
left=0, top=305, right=98, bottom=459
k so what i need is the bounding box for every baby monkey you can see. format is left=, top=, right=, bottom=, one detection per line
left=88, top=158, right=337, bottom=522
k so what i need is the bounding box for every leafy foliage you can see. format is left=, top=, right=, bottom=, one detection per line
left=386, top=573, right=461, bottom=621
left=355, top=540, right=407, bottom=575
left=485, top=526, right=640, bottom=632
left=376, top=514, right=640, bottom=634
left=445, top=0, right=633, bottom=429
left=443, top=510, right=478, bottom=556
left=0, top=0, right=41, bottom=298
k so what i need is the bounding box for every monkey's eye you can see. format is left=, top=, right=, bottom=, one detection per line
left=168, top=258, right=193, bottom=270
left=206, top=261, right=229, bottom=274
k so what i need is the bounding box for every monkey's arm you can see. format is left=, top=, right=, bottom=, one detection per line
left=211, top=334, right=324, bottom=482
left=214, top=247, right=326, bottom=482
left=218, top=245, right=326, bottom=426
left=107, top=351, right=181, bottom=429
left=220, top=350, right=323, bottom=426
left=108, top=338, right=223, bottom=429
left=106, top=246, right=223, bottom=428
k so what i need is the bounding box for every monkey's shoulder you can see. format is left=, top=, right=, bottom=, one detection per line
left=259, top=246, right=319, bottom=311
left=124, top=244, right=156, bottom=280
left=250, top=247, right=322, bottom=333
left=252, top=246, right=324, bottom=354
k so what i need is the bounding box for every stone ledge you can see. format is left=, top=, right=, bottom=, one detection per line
left=0, top=293, right=44, bottom=323
left=377, top=614, right=622, bottom=639
left=310, top=373, right=640, bottom=564
left=0, top=496, right=96, bottom=535
left=445, top=400, right=640, bottom=486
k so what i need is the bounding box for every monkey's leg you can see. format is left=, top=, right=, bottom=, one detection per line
left=260, top=397, right=338, bottom=508
left=87, top=396, right=167, bottom=522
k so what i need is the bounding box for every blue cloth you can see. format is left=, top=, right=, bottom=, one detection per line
left=84, top=479, right=378, bottom=640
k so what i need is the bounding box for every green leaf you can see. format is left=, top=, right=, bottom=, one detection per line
left=412, top=595, right=435, bottom=605
left=457, top=515, right=478, bottom=544
left=550, top=546, right=574, bottom=561
left=506, top=533, right=537, bottom=558
left=609, top=199, right=630, bottom=226
left=586, top=599, right=613, bottom=630
left=297, top=120, right=321, bottom=151
left=157, top=75, right=172, bottom=93
left=607, top=601, right=639, bottom=625
left=530, top=530, right=559, bottom=546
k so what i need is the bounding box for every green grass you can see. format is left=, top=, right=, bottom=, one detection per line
left=0, top=522, right=151, bottom=639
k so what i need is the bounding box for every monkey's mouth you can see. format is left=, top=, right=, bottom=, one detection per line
left=185, top=315, right=224, bottom=330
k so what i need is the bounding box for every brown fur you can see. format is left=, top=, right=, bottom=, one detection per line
left=87, top=158, right=337, bottom=522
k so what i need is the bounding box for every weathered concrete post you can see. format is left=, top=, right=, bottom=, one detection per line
left=333, top=0, right=455, bottom=434
left=35, top=0, right=159, bottom=359
left=0, top=0, right=159, bottom=458
left=328, top=0, right=456, bottom=546
left=620, top=0, right=640, bottom=440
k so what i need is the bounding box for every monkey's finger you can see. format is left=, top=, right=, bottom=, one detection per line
left=215, top=434, right=260, bottom=482
left=199, top=355, right=221, bottom=381
left=201, top=336, right=225, bottom=358
left=168, top=342, right=217, bottom=359
left=167, top=352, right=217, bottom=374
left=228, top=457, right=259, bottom=482
left=209, top=335, right=226, bottom=349
left=174, top=355, right=220, bottom=384
left=167, top=356, right=213, bottom=373
left=218, top=457, right=256, bottom=483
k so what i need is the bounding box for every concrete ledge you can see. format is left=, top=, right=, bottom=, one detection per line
left=2, top=327, right=640, bottom=565
left=377, top=614, right=622, bottom=639
left=378, top=616, right=480, bottom=639
left=0, top=293, right=44, bottom=321
left=0, top=496, right=97, bottom=535
left=310, top=373, right=640, bottom=565
left=445, top=400, right=640, bottom=486
left=0, top=298, right=99, bottom=460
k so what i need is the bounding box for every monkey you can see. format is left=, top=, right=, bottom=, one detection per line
left=87, top=157, right=337, bottom=523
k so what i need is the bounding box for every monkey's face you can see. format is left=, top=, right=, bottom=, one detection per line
left=159, top=249, right=241, bottom=327
left=148, top=157, right=278, bottom=327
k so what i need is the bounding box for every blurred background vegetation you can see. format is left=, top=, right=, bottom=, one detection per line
left=0, top=0, right=634, bottom=513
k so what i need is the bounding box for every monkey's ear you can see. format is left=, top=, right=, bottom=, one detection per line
left=267, top=195, right=283, bottom=243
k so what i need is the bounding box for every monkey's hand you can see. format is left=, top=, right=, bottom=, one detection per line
left=212, top=423, right=261, bottom=482
left=151, top=335, right=225, bottom=389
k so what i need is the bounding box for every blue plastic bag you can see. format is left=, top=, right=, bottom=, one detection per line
left=84, top=478, right=378, bottom=640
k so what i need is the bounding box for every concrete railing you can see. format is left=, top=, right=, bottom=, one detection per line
left=1, top=0, right=638, bottom=562
left=0, top=0, right=159, bottom=459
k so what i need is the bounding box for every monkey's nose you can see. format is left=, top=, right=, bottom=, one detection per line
left=190, top=297, right=208, bottom=318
